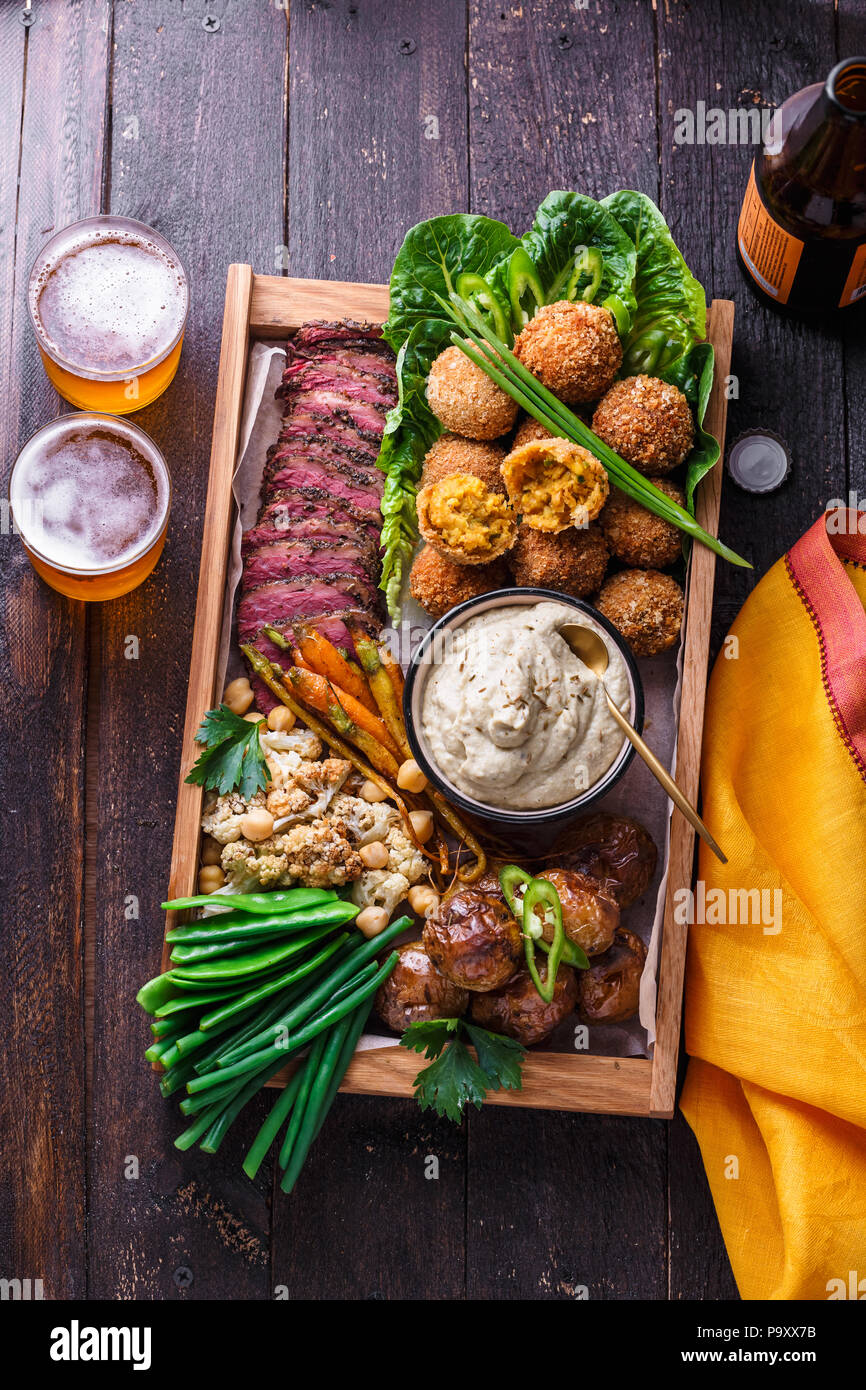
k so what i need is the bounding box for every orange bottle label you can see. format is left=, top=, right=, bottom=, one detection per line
left=839, top=242, right=866, bottom=308
left=738, top=163, right=804, bottom=304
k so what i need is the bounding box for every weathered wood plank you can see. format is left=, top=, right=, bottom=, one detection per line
left=0, top=0, right=110, bottom=1300
left=271, top=0, right=470, bottom=1298
left=466, top=0, right=669, bottom=1299
left=85, top=0, right=288, bottom=1300
left=657, top=0, right=846, bottom=1299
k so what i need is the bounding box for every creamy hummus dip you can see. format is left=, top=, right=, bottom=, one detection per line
left=420, top=600, right=630, bottom=811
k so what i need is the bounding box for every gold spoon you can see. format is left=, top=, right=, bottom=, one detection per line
left=559, top=622, right=727, bottom=864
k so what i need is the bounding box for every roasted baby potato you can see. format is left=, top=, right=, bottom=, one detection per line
left=423, top=887, right=522, bottom=992
left=553, top=812, right=657, bottom=908
left=416, top=472, right=517, bottom=565
left=500, top=437, right=608, bottom=532
left=375, top=940, right=469, bottom=1032
left=535, top=867, right=619, bottom=956
left=471, top=962, right=579, bottom=1045
left=578, top=926, right=647, bottom=1025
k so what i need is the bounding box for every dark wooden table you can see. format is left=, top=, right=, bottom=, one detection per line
left=2, top=0, right=864, bottom=1302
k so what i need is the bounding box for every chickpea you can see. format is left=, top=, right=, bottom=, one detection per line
left=200, top=835, right=222, bottom=867
left=409, top=809, right=434, bottom=844
left=244, top=710, right=265, bottom=724
left=267, top=704, right=296, bottom=733
left=359, top=841, right=389, bottom=870
left=198, top=865, right=225, bottom=894
left=360, top=779, right=388, bottom=803
left=223, top=676, right=253, bottom=716
left=356, top=906, right=390, bottom=939
left=240, top=807, right=274, bottom=842
left=397, top=758, right=428, bottom=794
left=408, top=884, right=440, bottom=917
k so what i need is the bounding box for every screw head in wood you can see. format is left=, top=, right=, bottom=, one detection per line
left=397, top=38, right=416, bottom=56
left=557, top=33, right=573, bottom=50
left=20, top=7, right=35, bottom=25
left=172, top=1265, right=194, bottom=1289
left=202, top=14, right=221, bottom=32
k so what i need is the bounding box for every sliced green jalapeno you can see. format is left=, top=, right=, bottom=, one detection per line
left=499, top=864, right=533, bottom=918
left=455, top=272, right=512, bottom=343
left=507, top=248, right=546, bottom=329
left=522, top=877, right=565, bottom=1004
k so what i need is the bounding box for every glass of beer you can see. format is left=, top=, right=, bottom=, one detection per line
left=27, top=216, right=189, bottom=414
left=9, top=413, right=171, bottom=600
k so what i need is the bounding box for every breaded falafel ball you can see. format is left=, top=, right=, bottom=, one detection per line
left=592, top=375, right=694, bottom=474
left=501, top=436, right=609, bottom=532
left=421, top=433, right=507, bottom=495
left=513, top=301, right=622, bottom=404
left=511, top=415, right=555, bottom=450
left=595, top=568, right=684, bottom=656
left=426, top=345, right=518, bottom=440
left=600, top=480, right=686, bottom=569
left=416, top=472, right=517, bottom=565
left=410, top=545, right=507, bottom=619
left=508, top=522, right=609, bottom=597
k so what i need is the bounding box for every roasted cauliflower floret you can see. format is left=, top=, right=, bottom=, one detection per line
left=221, top=817, right=362, bottom=890
left=259, top=727, right=323, bottom=786
left=202, top=789, right=267, bottom=846
left=351, top=825, right=428, bottom=916
left=330, top=792, right=399, bottom=845
left=267, top=757, right=352, bottom=826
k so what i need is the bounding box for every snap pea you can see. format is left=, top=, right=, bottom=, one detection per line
left=162, top=888, right=336, bottom=916
left=169, top=921, right=339, bottom=983
left=154, top=986, right=241, bottom=1018
left=136, top=973, right=180, bottom=1015
left=215, top=916, right=410, bottom=1067
left=166, top=900, right=358, bottom=944
left=199, top=932, right=352, bottom=1032
left=188, top=953, right=398, bottom=1094
left=168, top=903, right=358, bottom=964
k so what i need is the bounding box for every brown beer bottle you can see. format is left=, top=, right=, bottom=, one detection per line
left=737, top=57, right=866, bottom=315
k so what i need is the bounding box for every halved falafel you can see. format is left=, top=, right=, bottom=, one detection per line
left=507, top=521, right=609, bottom=597
left=410, top=544, right=507, bottom=619
left=426, top=345, right=518, bottom=440
left=592, top=375, right=694, bottom=474
left=416, top=472, right=517, bottom=565
left=600, top=480, right=685, bottom=568
left=501, top=436, right=609, bottom=532
left=513, top=301, right=622, bottom=404
left=595, top=568, right=684, bottom=656
left=421, top=433, right=507, bottom=495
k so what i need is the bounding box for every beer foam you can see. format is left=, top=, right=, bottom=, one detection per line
left=30, top=226, right=187, bottom=375
left=11, top=418, right=169, bottom=571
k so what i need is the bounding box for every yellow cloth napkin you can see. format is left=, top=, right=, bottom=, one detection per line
left=681, top=510, right=866, bottom=1301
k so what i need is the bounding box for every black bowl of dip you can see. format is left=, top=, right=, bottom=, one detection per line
left=402, top=587, right=644, bottom=834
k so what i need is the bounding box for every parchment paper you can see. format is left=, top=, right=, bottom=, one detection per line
left=215, top=340, right=688, bottom=1061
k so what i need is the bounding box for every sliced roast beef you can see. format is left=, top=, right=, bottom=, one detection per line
left=278, top=389, right=389, bottom=442
left=242, top=495, right=381, bottom=555
left=274, top=415, right=380, bottom=464
left=265, top=437, right=384, bottom=481
left=284, top=346, right=397, bottom=386
left=238, top=575, right=382, bottom=632
left=242, top=538, right=378, bottom=591
left=287, top=320, right=393, bottom=356
left=262, top=458, right=383, bottom=517
left=280, top=366, right=397, bottom=412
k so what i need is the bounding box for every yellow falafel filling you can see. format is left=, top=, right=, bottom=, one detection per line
left=502, top=439, right=609, bottom=532
left=426, top=474, right=514, bottom=555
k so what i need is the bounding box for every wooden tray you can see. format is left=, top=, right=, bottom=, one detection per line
left=164, top=267, right=734, bottom=1119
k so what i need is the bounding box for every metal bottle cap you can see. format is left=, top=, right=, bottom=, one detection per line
left=726, top=429, right=791, bottom=494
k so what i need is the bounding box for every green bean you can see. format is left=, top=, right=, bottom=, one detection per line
left=281, top=998, right=375, bottom=1194
left=241, top=1065, right=308, bottom=1177
left=189, top=954, right=397, bottom=1093
left=278, top=1027, right=339, bottom=1175
left=159, top=1056, right=201, bottom=1098
left=216, top=916, right=410, bottom=1066
left=199, top=932, right=351, bottom=1031
left=166, top=900, right=357, bottom=944
left=192, top=985, right=308, bottom=1076
left=170, top=922, right=338, bottom=983
left=162, top=888, right=337, bottom=915
left=199, top=1055, right=291, bottom=1154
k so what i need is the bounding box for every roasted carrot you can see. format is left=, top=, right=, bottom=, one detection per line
left=240, top=645, right=436, bottom=860
left=292, top=623, right=379, bottom=715
left=349, top=626, right=412, bottom=759
left=286, top=666, right=401, bottom=761
left=379, top=640, right=405, bottom=703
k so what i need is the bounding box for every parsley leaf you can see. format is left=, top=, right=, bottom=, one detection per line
left=463, top=1023, right=526, bottom=1093
left=410, top=1037, right=489, bottom=1123
left=184, top=704, right=271, bottom=801
left=400, top=1017, right=526, bottom=1122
